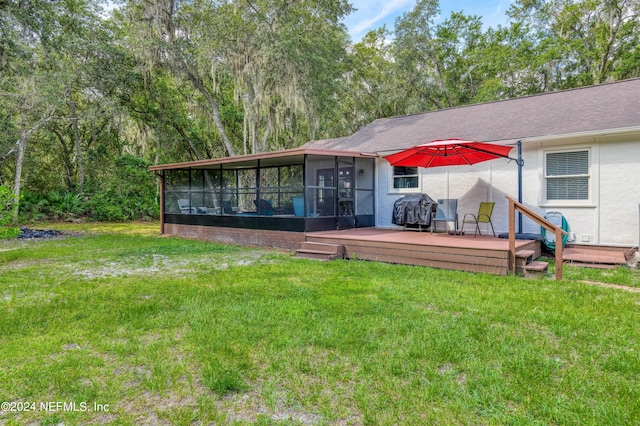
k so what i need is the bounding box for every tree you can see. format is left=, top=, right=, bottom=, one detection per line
left=393, top=0, right=487, bottom=111
left=0, top=0, right=60, bottom=220
left=117, top=0, right=352, bottom=156
left=338, top=27, right=406, bottom=133
left=507, top=0, right=640, bottom=88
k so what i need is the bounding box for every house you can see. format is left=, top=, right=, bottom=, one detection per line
left=150, top=78, right=640, bottom=252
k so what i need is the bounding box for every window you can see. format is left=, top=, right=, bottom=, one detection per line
left=165, top=166, right=304, bottom=216
left=392, top=166, right=419, bottom=190
left=545, top=150, right=589, bottom=201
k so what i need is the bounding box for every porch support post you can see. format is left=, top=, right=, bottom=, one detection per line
left=517, top=141, right=523, bottom=234
left=219, top=164, right=223, bottom=213
left=508, top=197, right=516, bottom=274
left=159, top=171, right=165, bottom=235
left=256, top=159, right=261, bottom=214
left=334, top=156, right=338, bottom=217
left=303, top=154, right=307, bottom=218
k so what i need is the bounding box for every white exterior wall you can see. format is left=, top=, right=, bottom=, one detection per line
left=375, top=131, right=640, bottom=247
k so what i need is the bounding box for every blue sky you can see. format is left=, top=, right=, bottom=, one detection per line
left=343, top=0, right=513, bottom=42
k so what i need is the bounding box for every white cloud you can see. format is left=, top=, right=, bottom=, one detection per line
left=343, top=0, right=511, bottom=42
left=344, top=0, right=415, bottom=41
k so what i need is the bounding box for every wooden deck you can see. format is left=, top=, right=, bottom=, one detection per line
left=305, top=228, right=541, bottom=275
left=563, top=246, right=628, bottom=267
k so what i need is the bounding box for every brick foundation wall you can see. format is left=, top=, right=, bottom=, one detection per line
left=164, top=224, right=306, bottom=251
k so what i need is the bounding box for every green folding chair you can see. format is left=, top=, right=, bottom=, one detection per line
left=462, top=201, right=496, bottom=237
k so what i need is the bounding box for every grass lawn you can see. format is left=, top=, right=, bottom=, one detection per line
left=1, top=222, right=639, bottom=425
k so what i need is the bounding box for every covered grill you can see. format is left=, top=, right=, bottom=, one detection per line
left=392, top=194, right=436, bottom=229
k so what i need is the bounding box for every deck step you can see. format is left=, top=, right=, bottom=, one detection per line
left=523, top=260, right=549, bottom=277
left=515, top=249, right=537, bottom=273
left=295, top=242, right=345, bottom=261
left=515, top=249, right=536, bottom=259
left=294, top=250, right=335, bottom=261
left=525, top=261, right=549, bottom=271
left=299, top=242, right=345, bottom=256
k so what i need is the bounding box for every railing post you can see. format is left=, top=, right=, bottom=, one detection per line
left=508, top=198, right=516, bottom=274
left=505, top=196, right=566, bottom=280
left=555, top=229, right=563, bottom=280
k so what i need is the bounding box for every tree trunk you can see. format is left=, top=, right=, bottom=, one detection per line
left=260, top=120, right=271, bottom=153
left=182, top=65, right=236, bottom=157
left=10, top=103, right=52, bottom=222
left=432, top=56, right=452, bottom=108
left=251, top=121, right=258, bottom=154
left=12, top=107, right=28, bottom=223
left=171, top=123, right=203, bottom=160
left=67, top=86, right=84, bottom=191
left=52, top=129, right=75, bottom=190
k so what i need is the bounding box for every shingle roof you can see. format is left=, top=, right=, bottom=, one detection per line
left=304, top=78, right=640, bottom=153
left=149, top=146, right=377, bottom=171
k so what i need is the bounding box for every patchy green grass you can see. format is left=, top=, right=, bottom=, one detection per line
left=564, top=263, right=640, bottom=288
left=0, top=226, right=20, bottom=240
left=539, top=255, right=640, bottom=289
left=1, top=223, right=639, bottom=425
left=24, top=220, right=161, bottom=237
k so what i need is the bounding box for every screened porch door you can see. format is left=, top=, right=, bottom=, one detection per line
left=315, top=168, right=335, bottom=217
left=337, top=163, right=355, bottom=229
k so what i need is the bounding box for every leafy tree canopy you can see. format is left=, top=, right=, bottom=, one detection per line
left=0, top=0, right=638, bottom=220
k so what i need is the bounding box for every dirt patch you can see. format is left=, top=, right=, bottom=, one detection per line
left=217, top=383, right=324, bottom=425
left=71, top=251, right=274, bottom=279
left=578, top=280, right=640, bottom=293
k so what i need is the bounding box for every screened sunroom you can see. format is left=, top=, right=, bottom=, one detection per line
left=150, top=148, right=377, bottom=233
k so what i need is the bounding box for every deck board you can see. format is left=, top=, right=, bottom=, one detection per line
left=305, top=228, right=540, bottom=275
left=563, top=247, right=627, bottom=265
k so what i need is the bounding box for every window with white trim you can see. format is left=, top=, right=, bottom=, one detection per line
left=392, top=166, right=419, bottom=190
left=545, top=149, right=590, bottom=201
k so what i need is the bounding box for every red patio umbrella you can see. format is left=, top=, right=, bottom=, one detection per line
left=385, top=138, right=525, bottom=232
left=384, top=138, right=514, bottom=168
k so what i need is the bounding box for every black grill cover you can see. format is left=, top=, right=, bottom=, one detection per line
left=392, top=194, right=435, bottom=226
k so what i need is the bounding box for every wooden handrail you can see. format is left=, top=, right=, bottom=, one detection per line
left=507, top=196, right=568, bottom=280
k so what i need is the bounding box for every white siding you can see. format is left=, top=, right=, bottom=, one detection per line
left=375, top=132, right=640, bottom=246
left=597, top=134, right=640, bottom=246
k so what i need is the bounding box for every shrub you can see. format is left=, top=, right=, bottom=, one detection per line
left=17, top=190, right=87, bottom=222
left=0, top=183, right=19, bottom=238
left=15, top=155, right=159, bottom=223
left=0, top=226, right=20, bottom=239
left=43, top=190, right=86, bottom=220
left=0, top=184, right=14, bottom=226
left=86, top=154, right=159, bottom=221
left=17, top=190, right=48, bottom=221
